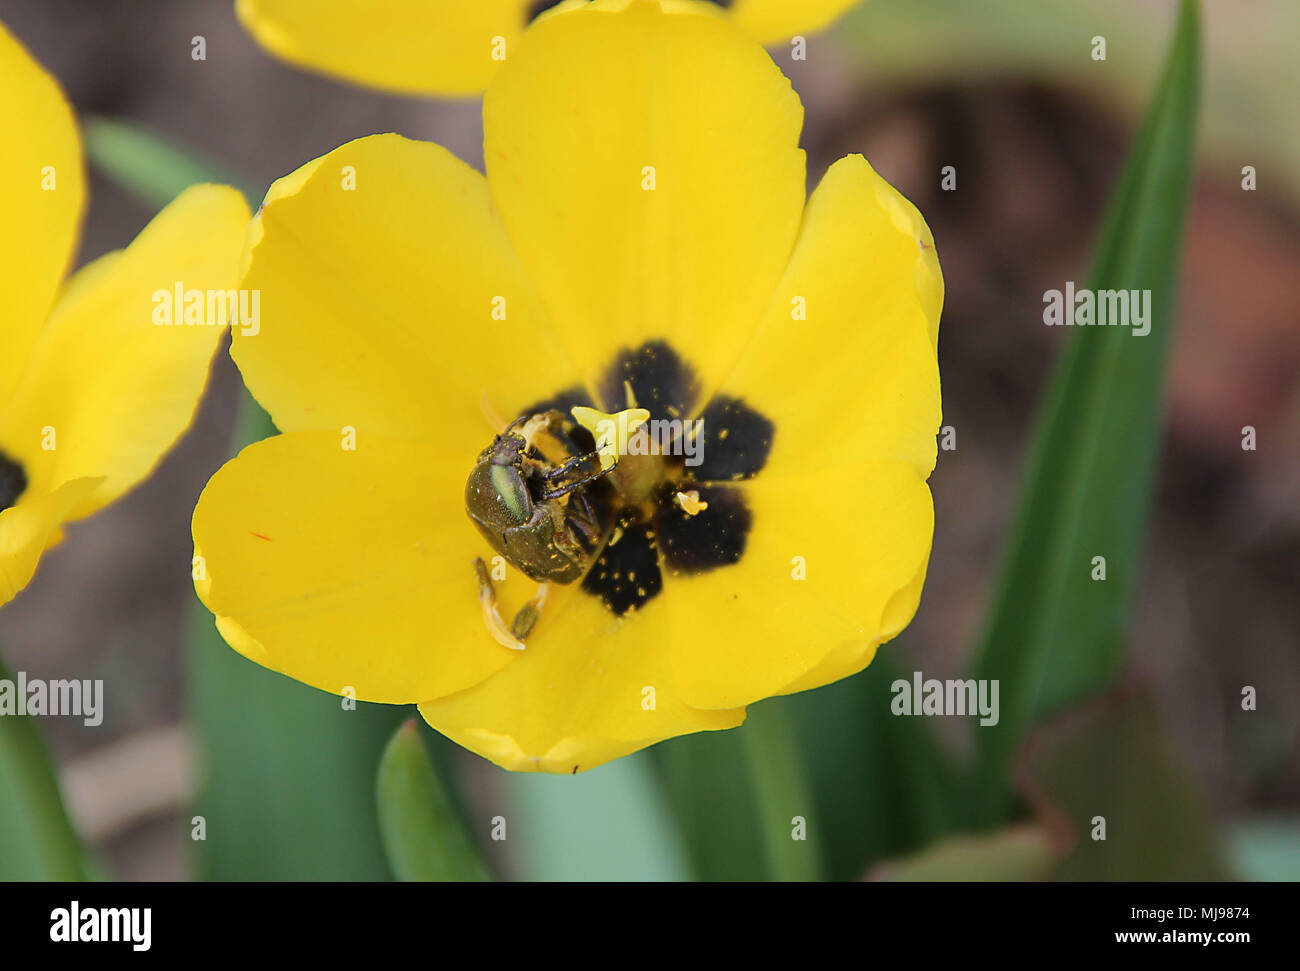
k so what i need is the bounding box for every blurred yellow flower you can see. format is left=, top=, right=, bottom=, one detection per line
left=236, top=0, right=862, bottom=96
left=193, top=0, right=941, bottom=772
left=0, top=22, right=250, bottom=607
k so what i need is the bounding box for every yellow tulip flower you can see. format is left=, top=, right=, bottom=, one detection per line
left=237, top=0, right=862, bottom=96
left=0, top=22, right=250, bottom=607
left=193, top=0, right=941, bottom=773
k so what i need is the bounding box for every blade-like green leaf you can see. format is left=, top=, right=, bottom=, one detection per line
left=377, top=720, right=490, bottom=881
left=84, top=117, right=255, bottom=208
left=662, top=653, right=967, bottom=882
left=969, top=0, right=1201, bottom=819
left=658, top=698, right=823, bottom=881
left=737, top=699, right=823, bottom=881
left=656, top=728, right=767, bottom=881
left=789, top=649, right=969, bottom=879
left=0, top=656, right=88, bottom=880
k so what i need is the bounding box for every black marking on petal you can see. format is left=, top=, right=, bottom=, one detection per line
left=655, top=484, right=751, bottom=574
left=529, top=0, right=732, bottom=19
left=0, top=451, right=27, bottom=513
left=597, top=340, right=700, bottom=418
left=525, top=1, right=565, bottom=23
left=692, top=395, right=774, bottom=481
left=517, top=386, right=594, bottom=422
left=580, top=519, right=663, bottom=616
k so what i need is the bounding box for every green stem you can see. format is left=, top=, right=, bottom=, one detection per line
left=0, top=654, right=88, bottom=880
left=740, top=700, right=823, bottom=881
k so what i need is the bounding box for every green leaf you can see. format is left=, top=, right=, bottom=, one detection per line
left=506, top=751, right=689, bottom=881
left=656, top=729, right=767, bottom=881
left=376, top=720, right=490, bottom=881
left=969, top=0, right=1202, bottom=819
left=84, top=116, right=256, bottom=209
left=186, top=394, right=407, bottom=880
left=658, top=698, right=822, bottom=881
left=1019, top=686, right=1229, bottom=880
left=869, top=826, right=1057, bottom=882
left=187, top=621, right=406, bottom=880
left=738, top=700, right=823, bottom=881
left=664, top=654, right=967, bottom=882
left=789, top=649, right=970, bottom=879
left=0, top=656, right=88, bottom=880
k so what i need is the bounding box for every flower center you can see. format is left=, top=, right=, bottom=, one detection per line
left=515, top=340, right=774, bottom=617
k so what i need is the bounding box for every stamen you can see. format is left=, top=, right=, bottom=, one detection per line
left=511, top=583, right=549, bottom=641
left=474, top=558, right=526, bottom=651
left=479, top=391, right=510, bottom=435
left=674, top=490, right=708, bottom=516
left=520, top=412, right=552, bottom=449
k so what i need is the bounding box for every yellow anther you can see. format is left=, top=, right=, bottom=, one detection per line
left=674, top=490, right=708, bottom=516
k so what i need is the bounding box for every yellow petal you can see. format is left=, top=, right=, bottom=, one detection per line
left=665, top=461, right=934, bottom=710
left=710, top=154, right=942, bottom=480
left=0, top=185, right=249, bottom=519
left=236, top=0, right=860, bottom=97
left=236, top=0, right=538, bottom=96
left=235, top=133, right=578, bottom=450
left=0, top=477, right=101, bottom=608
left=727, top=0, right=862, bottom=45
left=484, top=0, right=805, bottom=408
left=192, top=430, right=517, bottom=704
left=0, top=21, right=84, bottom=403
left=419, top=590, right=744, bottom=773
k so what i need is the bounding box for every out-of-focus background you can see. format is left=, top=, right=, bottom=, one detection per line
left=0, top=0, right=1296, bottom=880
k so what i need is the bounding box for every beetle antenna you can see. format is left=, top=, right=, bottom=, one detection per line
left=498, top=415, right=529, bottom=439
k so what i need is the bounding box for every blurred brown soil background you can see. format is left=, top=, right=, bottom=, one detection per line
left=0, top=0, right=1295, bottom=878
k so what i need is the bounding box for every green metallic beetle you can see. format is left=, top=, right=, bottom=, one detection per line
left=465, top=411, right=611, bottom=647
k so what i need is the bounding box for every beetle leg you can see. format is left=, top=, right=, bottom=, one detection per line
left=539, top=465, right=614, bottom=501
left=540, top=449, right=603, bottom=481
left=565, top=493, right=606, bottom=549
left=510, top=583, right=550, bottom=642
left=473, top=557, right=526, bottom=651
